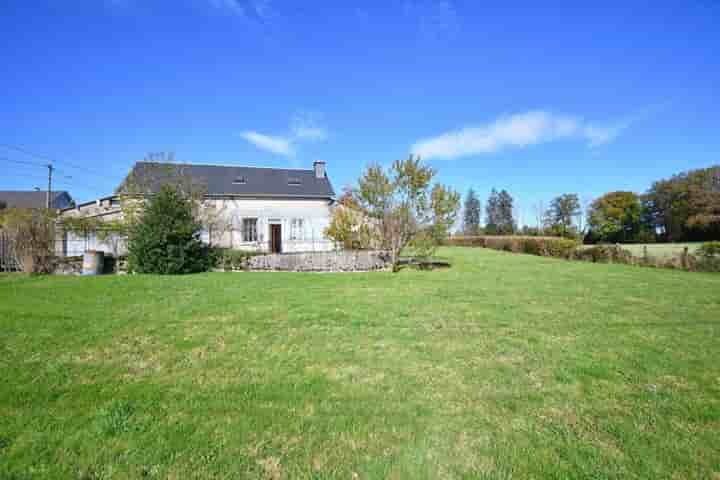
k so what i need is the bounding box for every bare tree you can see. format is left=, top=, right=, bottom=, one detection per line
left=533, top=200, right=545, bottom=231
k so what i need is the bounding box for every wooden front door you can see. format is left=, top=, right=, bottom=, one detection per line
left=270, top=224, right=282, bottom=253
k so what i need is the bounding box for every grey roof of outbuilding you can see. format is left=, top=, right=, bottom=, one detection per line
left=0, top=190, right=71, bottom=209
left=117, top=162, right=335, bottom=198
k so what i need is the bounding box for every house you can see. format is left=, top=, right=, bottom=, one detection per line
left=0, top=190, right=74, bottom=210
left=59, top=160, right=337, bottom=256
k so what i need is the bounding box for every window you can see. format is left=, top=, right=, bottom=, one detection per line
left=290, top=218, right=304, bottom=241
left=288, top=177, right=302, bottom=186
left=233, top=176, right=247, bottom=184
left=242, top=218, right=257, bottom=242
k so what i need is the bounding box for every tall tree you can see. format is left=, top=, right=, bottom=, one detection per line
left=353, top=155, right=460, bottom=269
left=486, top=189, right=516, bottom=235
left=643, top=165, right=720, bottom=241
left=587, top=191, right=642, bottom=243
left=544, top=193, right=581, bottom=237
left=126, top=184, right=207, bottom=274
left=462, top=188, right=481, bottom=235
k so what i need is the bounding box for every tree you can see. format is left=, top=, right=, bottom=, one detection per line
left=544, top=193, right=581, bottom=238
left=0, top=200, right=6, bottom=210
left=324, top=188, right=374, bottom=250
left=126, top=184, right=208, bottom=274
left=353, top=155, right=460, bottom=269
left=0, top=208, right=56, bottom=273
left=462, top=188, right=481, bottom=235
left=643, top=166, right=720, bottom=241
left=485, top=188, right=515, bottom=235
left=587, top=191, right=642, bottom=243
left=532, top=200, right=546, bottom=233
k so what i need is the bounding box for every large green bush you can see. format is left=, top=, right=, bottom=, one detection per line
left=695, top=241, right=720, bottom=272
left=575, top=245, right=634, bottom=264
left=127, top=185, right=208, bottom=274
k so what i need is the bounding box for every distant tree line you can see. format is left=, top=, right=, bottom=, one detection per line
left=459, top=165, right=720, bottom=243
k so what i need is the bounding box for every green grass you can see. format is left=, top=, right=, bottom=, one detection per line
left=1, top=247, right=719, bottom=479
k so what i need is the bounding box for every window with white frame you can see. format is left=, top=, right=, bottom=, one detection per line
left=290, top=218, right=304, bottom=241
left=242, top=218, right=258, bottom=242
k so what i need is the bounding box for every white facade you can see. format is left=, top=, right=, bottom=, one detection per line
left=59, top=196, right=336, bottom=256
left=203, top=197, right=335, bottom=253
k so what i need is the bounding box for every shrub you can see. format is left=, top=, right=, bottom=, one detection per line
left=540, top=238, right=579, bottom=259
left=126, top=185, right=208, bottom=274
left=445, top=236, right=486, bottom=247
left=209, top=248, right=259, bottom=271
left=520, top=238, right=542, bottom=255
left=697, top=241, right=720, bottom=257
left=575, top=245, right=633, bottom=264
left=0, top=208, right=57, bottom=274
left=485, top=236, right=518, bottom=252
left=695, top=241, right=720, bottom=272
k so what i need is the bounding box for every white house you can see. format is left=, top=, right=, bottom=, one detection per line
left=59, top=160, right=337, bottom=256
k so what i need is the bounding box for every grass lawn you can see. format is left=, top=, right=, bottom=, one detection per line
left=1, top=247, right=719, bottom=479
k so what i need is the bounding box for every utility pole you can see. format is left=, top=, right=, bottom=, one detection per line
left=46, top=163, right=54, bottom=209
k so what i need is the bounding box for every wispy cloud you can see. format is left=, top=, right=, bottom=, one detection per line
left=411, top=111, right=636, bottom=160
left=404, top=0, right=460, bottom=40
left=239, top=112, right=328, bottom=156
left=239, top=131, right=294, bottom=156
left=290, top=112, right=328, bottom=142
left=208, top=0, right=271, bottom=22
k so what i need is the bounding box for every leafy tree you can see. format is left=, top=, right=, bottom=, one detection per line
left=544, top=193, right=581, bottom=238
left=485, top=188, right=515, bottom=235
left=462, top=188, right=481, bottom=235
left=354, top=155, right=460, bottom=269
left=587, top=191, right=642, bottom=243
left=643, top=165, right=720, bottom=241
left=324, top=189, right=374, bottom=250
left=126, top=185, right=208, bottom=274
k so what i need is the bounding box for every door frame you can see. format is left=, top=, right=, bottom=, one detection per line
left=270, top=222, right=282, bottom=253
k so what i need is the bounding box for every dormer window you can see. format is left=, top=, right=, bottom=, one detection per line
left=233, top=176, right=247, bottom=185
left=288, top=177, right=302, bottom=186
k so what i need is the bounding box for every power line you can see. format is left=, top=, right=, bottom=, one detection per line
left=0, top=142, right=111, bottom=178
left=0, top=156, right=47, bottom=168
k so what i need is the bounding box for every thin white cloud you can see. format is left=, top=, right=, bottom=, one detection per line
left=239, top=131, right=294, bottom=156
left=290, top=112, right=328, bottom=142
left=411, top=111, right=632, bottom=160
left=208, top=0, right=271, bottom=22
left=239, top=112, right=328, bottom=156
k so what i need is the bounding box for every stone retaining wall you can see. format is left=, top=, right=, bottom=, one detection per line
left=247, top=250, right=390, bottom=272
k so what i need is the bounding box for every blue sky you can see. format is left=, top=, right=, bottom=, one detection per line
left=1, top=0, right=718, bottom=225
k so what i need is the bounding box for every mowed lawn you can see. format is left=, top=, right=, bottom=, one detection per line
left=1, top=248, right=719, bottom=479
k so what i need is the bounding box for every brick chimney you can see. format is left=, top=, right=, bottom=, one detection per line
left=313, top=160, right=326, bottom=179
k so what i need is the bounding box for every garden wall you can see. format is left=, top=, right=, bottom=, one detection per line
left=245, top=250, right=390, bottom=272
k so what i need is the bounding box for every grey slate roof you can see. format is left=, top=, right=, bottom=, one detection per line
left=117, top=162, right=335, bottom=198
left=0, top=190, right=73, bottom=209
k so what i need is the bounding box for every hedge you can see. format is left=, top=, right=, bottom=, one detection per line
left=446, top=236, right=720, bottom=273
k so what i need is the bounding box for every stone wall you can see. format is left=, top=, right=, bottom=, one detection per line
left=246, top=250, right=390, bottom=272
left=54, top=256, right=83, bottom=275
left=53, top=255, right=127, bottom=275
